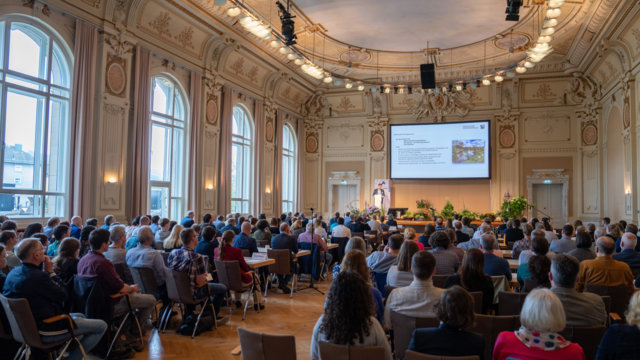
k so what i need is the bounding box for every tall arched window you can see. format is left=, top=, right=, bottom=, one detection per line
left=231, top=105, right=253, bottom=213
left=149, top=76, right=187, bottom=220
left=0, top=20, right=72, bottom=219
left=282, top=124, right=297, bottom=212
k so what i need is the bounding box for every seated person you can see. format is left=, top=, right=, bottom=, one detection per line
left=387, top=241, right=420, bottom=288
left=331, top=217, right=351, bottom=239
left=386, top=215, right=398, bottom=228
left=480, top=233, right=512, bottom=281
left=613, top=232, right=640, bottom=272
left=429, top=231, right=459, bottom=275
left=168, top=228, right=228, bottom=323
left=0, top=230, right=20, bottom=270
left=77, top=229, right=156, bottom=332
left=549, top=224, right=577, bottom=254
left=47, top=224, right=69, bottom=257
left=444, top=248, right=494, bottom=314
left=597, top=290, right=640, bottom=359
left=493, top=288, right=585, bottom=359
left=333, top=237, right=366, bottom=278
left=408, top=286, right=484, bottom=358
left=404, top=228, right=424, bottom=250
left=162, top=224, right=184, bottom=252
left=550, top=254, right=606, bottom=327
left=504, top=219, right=525, bottom=245
left=384, top=251, right=444, bottom=328
left=3, top=239, right=107, bottom=360
left=252, top=220, right=272, bottom=247
left=233, top=222, right=258, bottom=255
left=194, top=225, right=219, bottom=265
left=298, top=223, right=333, bottom=269
left=348, top=216, right=371, bottom=234
left=154, top=218, right=171, bottom=245
left=126, top=226, right=168, bottom=305
left=458, top=224, right=491, bottom=251
left=52, top=237, right=81, bottom=284
left=367, top=234, right=404, bottom=275
left=219, top=218, right=239, bottom=235
left=434, top=217, right=446, bottom=231
left=522, top=254, right=551, bottom=293
left=444, top=228, right=465, bottom=262
left=517, top=231, right=550, bottom=285
left=512, top=223, right=533, bottom=260
left=576, top=236, right=634, bottom=293
left=0, top=245, right=6, bottom=288
left=417, top=223, right=435, bottom=249
left=310, top=272, right=392, bottom=360
left=270, top=223, right=298, bottom=293
left=454, top=220, right=470, bottom=244
left=461, top=217, right=475, bottom=238
left=567, top=230, right=596, bottom=262
left=340, top=251, right=384, bottom=324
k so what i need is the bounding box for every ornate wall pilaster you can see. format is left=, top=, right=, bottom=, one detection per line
left=494, top=109, right=520, bottom=211
left=202, top=73, right=223, bottom=213
left=302, top=91, right=325, bottom=212
left=367, top=114, right=389, bottom=203
left=262, top=99, right=276, bottom=214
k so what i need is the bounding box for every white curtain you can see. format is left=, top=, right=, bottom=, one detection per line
left=274, top=109, right=285, bottom=217
left=296, top=116, right=305, bottom=212
left=217, top=86, right=234, bottom=215
left=253, top=100, right=264, bottom=215
left=130, top=45, right=151, bottom=217
left=188, top=71, right=202, bottom=212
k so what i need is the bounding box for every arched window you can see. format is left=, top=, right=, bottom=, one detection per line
left=231, top=105, right=253, bottom=213
left=0, top=20, right=72, bottom=219
left=281, top=124, right=297, bottom=212
left=149, top=76, right=187, bottom=220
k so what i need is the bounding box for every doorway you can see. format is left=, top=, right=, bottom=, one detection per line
left=532, top=183, right=564, bottom=229
left=331, top=184, right=359, bottom=214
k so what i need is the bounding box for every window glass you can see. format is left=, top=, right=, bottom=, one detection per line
left=8, top=23, right=48, bottom=79
left=230, top=106, right=253, bottom=213
left=46, top=98, right=69, bottom=193
left=50, top=42, right=69, bottom=88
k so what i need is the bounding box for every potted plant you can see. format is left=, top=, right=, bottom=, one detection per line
left=499, top=196, right=534, bottom=220
left=439, top=200, right=455, bottom=220
left=416, top=199, right=433, bottom=219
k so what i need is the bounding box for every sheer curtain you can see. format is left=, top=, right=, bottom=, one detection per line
left=274, top=109, right=285, bottom=217
left=69, top=19, right=97, bottom=218
left=217, top=86, right=234, bottom=215
left=296, top=116, right=304, bottom=212
left=253, top=100, right=264, bottom=215
left=188, top=71, right=202, bottom=212
left=130, top=45, right=151, bottom=217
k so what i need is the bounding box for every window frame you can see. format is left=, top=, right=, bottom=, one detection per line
left=281, top=123, right=297, bottom=213
left=148, top=74, right=189, bottom=221
left=230, top=104, right=254, bottom=214
left=0, top=17, right=73, bottom=220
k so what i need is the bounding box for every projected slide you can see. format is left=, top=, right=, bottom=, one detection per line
left=390, top=121, right=491, bottom=179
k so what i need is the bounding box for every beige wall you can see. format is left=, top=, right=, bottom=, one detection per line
left=605, top=107, right=625, bottom=220
left=391, top=179, right=492, bottom=214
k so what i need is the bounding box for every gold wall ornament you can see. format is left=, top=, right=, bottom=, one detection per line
left=370, top=131, right=384, bottom=152
left=105, top=55, right=127, bottom=97
left=499, top=126, right=516, bottom=148
left=305, top=134, right=319, bottom=153
left=205, top=96, right=218, bottom=125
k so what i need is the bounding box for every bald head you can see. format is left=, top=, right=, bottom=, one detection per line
left=596, top=236, right=616, bottom=256
left=241, top=221, right=251, bottom=235
left=137, top=226, right=154, bottom=245
left=621, top=233, right=638, bottom=250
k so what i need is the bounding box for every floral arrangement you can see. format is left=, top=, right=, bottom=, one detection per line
left=499, top=196, right=534, bottom=220
left=363, top=205, right=382, bottom=217
left=416, top=199, right=433, bottom=210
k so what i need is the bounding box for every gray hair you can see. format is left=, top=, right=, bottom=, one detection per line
left=520, top=288, right=566, bottom=332
left=345, top=237, right=367, bottom=254
left=15, top=239, right=41, bottom=261
left=480, top=233, right=498, bottom=250
left=306, top=222, right=314, bottom=231
left=137, top=226, right=154, bottom=245
left=622, top=233, right=638, bottom=250
left=480, top=224, right=492, bottom=234
left=594, top=226, right=607, bottom=239
left=109, top=225, right=126, bottom=244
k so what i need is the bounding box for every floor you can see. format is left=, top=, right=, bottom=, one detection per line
left=135, top=279, right=331, bottom=360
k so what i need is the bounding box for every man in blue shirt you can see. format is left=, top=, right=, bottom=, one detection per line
left=613, top=233, right=640, bottom=271
left=220, top=218, right=240, bottom=235
left=549, top=224, right=577, bottom=254
left=180, top=210, right=195, bottom=228
left=43, top=217, right=60, bottom=239
left=213, top=215, right=225, bottom=230
left=149, top=215, right=161, bottom=235
left=126, top=226, right=169, bottom=306
left=101, top=214, right=116, bottom=230
left=481, top=233, right=512, bottom=281
left=233, top=222, right=258, bottom=255
left=70, top=216, right=83, bottom=239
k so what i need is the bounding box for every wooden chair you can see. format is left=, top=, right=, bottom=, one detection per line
left=490, top=275, right=510, bottom=304
left=432, top=275, right=448, bottom=289
left=559, top=325, right=607, bottom=360
left=405, top=351, right=480, bottom=360
left=468, top=291, right=483, bottom=314
left=241, top=249, right=251, bottom=257
left=497, top=291, right=528, bottom=315
left=265, top=249, right=294, bottom=297
left=237, top=327, right=296, bottom=360
left=0, top=294, right=87, bottom=360
left=389, top=309, right=439, bottom=360
left=215, top=259, right=256, bottom=320
left=585, top=284, right=631, bottom=320
left=319, top=341, right=386, bottom=360
left=468, top=314, right=520, bottom=360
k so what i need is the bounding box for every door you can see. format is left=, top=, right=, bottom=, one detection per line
left=532, top=183, right=564, bottom=229
left=332, top=184, right=358, bottom=214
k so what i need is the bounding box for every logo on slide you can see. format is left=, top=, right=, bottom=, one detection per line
left=452, top=140, right=485, bottom=164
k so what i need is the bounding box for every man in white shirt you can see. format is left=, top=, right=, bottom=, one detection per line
left=384, top=251, right=443, bottom=328
left=367, top=215, right=382, bottom=233
left=331, top=217, right=352, bottom=239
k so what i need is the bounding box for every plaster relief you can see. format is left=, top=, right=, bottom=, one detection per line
left=326, top=94, right=364, bottom=114
left=523, top=114, right=571, bottom=143
left=521, top=80, right=565, bottom=103
left=326, top=125, right=364, bottom=149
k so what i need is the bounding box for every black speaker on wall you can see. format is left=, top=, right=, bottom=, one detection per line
left=420, top=63, right=436, bottom=89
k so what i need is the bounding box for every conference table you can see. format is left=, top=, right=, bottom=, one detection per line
left=244, top=257, right=275, bottom=269
left=508, top=259, right=519, bottom=271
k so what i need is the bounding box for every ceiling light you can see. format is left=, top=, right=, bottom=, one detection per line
left=524, top=61, right=535, bottom=68
left=543, top=19, right=558, bottom=28
left=529, top=54, right=544, bottom=62
left=301, top=63, right=310, bottom=71
left=455, top=84, right=463, bottom=91
left=279, top=46, right=291, bottom=55
left=239, top=16, right=252, bottom=26
left=323, top=74, right=333, bottom=83
left=516, top=66, right=527, bottom=73
left=226, top=7, right=241, bottom=17
left=270, top=39, right=281, bottom=48
left=506, top=71, right=516, bottom=78
left=214, top=0, right=227, bottom=5
left=538, top=35, right=552, bottom=43
left=287, top=53, right=297, bottom=60
left=357, top=84, right=365, bottom=91
left=533, top=42, right=551, bottom=52
left=482, top=78, right=491, bottom=86
left=384, top=87, right=391, bottom=94
left=548, top=0, right=565, bottom=8
left=546, top=8, right=562, bottom=18
left=294, top=58, right=304, bottom=66
left=541, top=27, right=555, bottom=36
left=345, top=81, right=353, bottom=89
left=334, top=79, right=343, bottom=86
left=495, top=74, right=504, bottom=83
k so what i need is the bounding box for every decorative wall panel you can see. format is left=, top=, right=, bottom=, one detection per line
left=326, top=125, right=364, bottom=149
left=326, top=94, right=365, bottom=114
left=521, top=80, right=566, bottom=104
left=522, top=114, right=572, bottom=143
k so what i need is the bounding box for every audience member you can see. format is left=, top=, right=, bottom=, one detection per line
left=102, top=215, right=116, bottom=230
left=407, top=286, right=484, bottom=358
left=149, top=215, right=161, bottom=235
left=340, top=251, right=384, bottom=324
left=367, top=215, right=382, bottom=233
left=310, top=271, right=391, bottom=360
left=517, top=231, right=549, bottom=285
left=85, top=218, right=98, bottom=227
left=444, top=248, right=494, bottom=314
left=549, top=224, right=577, bottom=254
left=233, top=222, right=258, bottom=255
left=52, top=237, right=80, bottom=284
left=163, top=224, right=184, bottom=252
left=126, top=226, right=168, bottom=304
left=444, top=228, right=465, bottom=262
left=417, top=223, right=436, bottom=248
left=298, top=222, right=332, bottom=267
left=194, top=225, right=219, bottom=264
left=78, top=225, right=95, bottom=257
left=429, top=231, right=459, bottom=275
left=481, top=233, right=512, bottom=281
left=220, top=218, right=240, bottom=235
left=576, top=236, right=634, bottom=293
left=0, top=245, right=6, bottom=288
left=331, top=217, right=352, bottom=239
left=493, top=288, right=585, bottom=359
left=461, top=217, right=475, bottom=238
left=609, top=223, right=623, bottom=252
left=613, top=232, right=640, bottom=272
left=332, top=237, right=366, bottom=277
left=367, top=234, right=404, bottom=274
left=386, top=215, right=398, bottom=228
left=43, top=217, right=60, bottom=239
left=387, top=240, right=419, bottom=288
left=270, top=223, right=298, bottom=293
left=512, top=223, right=533, bottom=260
left=3, top=239, right=107, bottom=360
left=22, top=222, right=44, bottom=239
left=567, top=230, right=596, bottom=262
left=404, top=227, right=424, bottom=250
left=496, top=217, right=509, bottom=236
left=70, top=216, right=83, bottom=239
left=522, top=254, right=551, bottom=292
left=542, top=219, right=558, bottom=243
left=596, top=290, right=640, bottom=359
left=154, top=218, right=171, bottom=245
left=0, top=230, right=19, bottom=269
left=504, top=219, right=525, bottom=245
left=180, top=210, right=195, bottom=228
left=291, top=220, right=305, bottom=240
left=454, top=220, right=470, bottom=244
left=458, top=224, right=490, bottom=251
left=434, top=217, right=446, bottom=231
left=253, top=220, right=272, bottom=247
left=47, top=224, right=69, bottom=257
left=213, top=215, right=225, bottom=230
left=550, top=254, right=606, bottom=327
left=384, top=251, right=444, bottom=327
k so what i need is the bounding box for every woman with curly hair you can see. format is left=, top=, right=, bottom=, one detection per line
left=310, top=271, right=392, bottom=360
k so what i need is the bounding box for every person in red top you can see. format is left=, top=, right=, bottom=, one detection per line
left=493, top=288, right=585, bottom=360
left=214, top=230, right=263, bottom=309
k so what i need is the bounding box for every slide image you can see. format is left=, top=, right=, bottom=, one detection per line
left=452, top=140, right=485, bottom=164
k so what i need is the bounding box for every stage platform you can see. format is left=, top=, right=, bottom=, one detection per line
left=396, top=219, right=502, bottom=232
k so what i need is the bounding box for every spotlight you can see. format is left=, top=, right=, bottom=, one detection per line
left=540, top=27, right=555, bottom=36
left=277, top=1, right=297, bottom=46
left=524, top=61, right=535, bottom=68
left=226, top=7, right=241, bottom=16
left=287, top=53, right=297, bottom=60
left=543, top=19, right=558, bottom=28
left=345, top=81, right=353, bottom=89
left=495, top=74, right=504, bottom=83
left=384, top=87, right=391, bottom=94
left=357, top=84, right=365, bottom=91
left=516, top=66, right=527, bottom=73
left=482, top=78, right=491, bottom=86
left=270, top=39, right=281, bottom=48
left=323, top=74, right=333, bottom=83
left=279, top=46, right=291, bottom=55
left=214, top=0, right=227, bottom=6
left=455, top=84, right=463, bottom=91
left=548, top=0, right=565, bottom=8
left=505, top=0, right=523, bottom=21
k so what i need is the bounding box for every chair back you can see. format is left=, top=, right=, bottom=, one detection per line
left=214, top=259, right=245, bottom=292
left=432, top=275, right=448, bottom=288
left=497, top=291, right=527, bottom=315
left=153, top=239, right=164, bottom=251
left=585, top=284, right=630, bottom=318
left=332, top=237, right=349, bottom=263
left=241, top=249, right=251, bottom=257
left=237, top=327, right=296, bottom=360
left=489, top=276, right=509, bottom=304
left=161, top=252, right=170, bottom=266
left=164, top=267, right=181, bottom=304
left=468, top=291, right=483, bottom=314
left=468, top=314, right=520, bottom=360
left=267, top=249, right=291, bottom=275
left=352, top=232, right=365, bottom=239
left=405, top=351, right=480, bottom=360
left=389, top=309, right=439, bottom=360
left=559, top=325, right=606, bottom=360
left=130, top=267, right=159, bottom=298
left=0, top=295, right=49, bottom=348
left=373, top=272, right=388, bottom=297
left=113, top=262, right=129, bottom=283
left=171, top=269, right=202, bottom=304
left=299, top=242, right=321, bottom=280
left=318, top=341, right=386, bottom=360
left=600, top=295, right=611, bottom=314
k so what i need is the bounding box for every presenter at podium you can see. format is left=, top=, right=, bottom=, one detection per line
left=372, top=183, right=385, bottom=209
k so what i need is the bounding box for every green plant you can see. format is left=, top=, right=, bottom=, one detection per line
left=416, top=199, right=433, bottom=210
left=459, top=209, right=479, bottom=220
left=499, top=196, right=534, bottom=220
left=414, top=212, right=426, bottom=220
left=404, top=210, right=414, bottom=219
left=439, top=200, right=455, bottom=220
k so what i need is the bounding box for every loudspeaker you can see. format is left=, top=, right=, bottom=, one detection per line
left=420, top=63, right=436, bottom=89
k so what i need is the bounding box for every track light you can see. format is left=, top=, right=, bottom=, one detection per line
left=323, top=74, right=333, bottom=83
left=214, top=0, right=227, bottom=6
left=277, top=1, right=297, bottom=46
left=505, top=0, right=523, bottom=21
left=226, top=7, right=241, bottom=16
left=482, top=78, right=491, bottom=86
